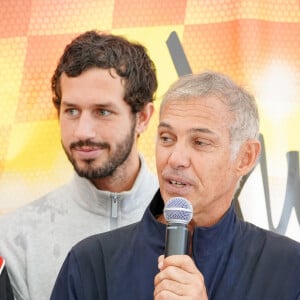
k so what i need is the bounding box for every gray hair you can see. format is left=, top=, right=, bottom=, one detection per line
left=160, top=71, right=260, bottom=158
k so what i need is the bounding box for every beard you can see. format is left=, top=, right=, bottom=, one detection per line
left=62, top=120, right=136, bottom=180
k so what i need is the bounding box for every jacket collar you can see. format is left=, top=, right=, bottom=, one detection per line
left=147, top=190, right=238, bottom=257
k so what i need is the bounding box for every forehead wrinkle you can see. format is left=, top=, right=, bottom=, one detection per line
left=160, top=98, right=231, bottom=140
left=161, top=98, right=225, bottom=123
left=164, top=100, right=197, bottom=115
left=158, top=121, right=216, bottom=137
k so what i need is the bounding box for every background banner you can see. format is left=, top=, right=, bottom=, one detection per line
left=0, top=0, right=299, bottom=241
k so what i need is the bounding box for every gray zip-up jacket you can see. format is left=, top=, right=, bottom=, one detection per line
left=0, top=155, right=158, bottom=300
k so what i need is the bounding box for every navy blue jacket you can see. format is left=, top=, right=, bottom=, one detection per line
left=0, top=257, right=14, bottom=300
left=51, top=191, right=300, bottom=300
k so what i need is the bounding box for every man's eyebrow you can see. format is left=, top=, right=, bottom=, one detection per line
left=190, top=127, right=215, bottom=135
left=61, top=101, right=116, bottom=109
left=60, top=101, right=76, bottom=107
left=158, top=121, right=172, bottom=129
left=158, top=121, right=215, bottom=135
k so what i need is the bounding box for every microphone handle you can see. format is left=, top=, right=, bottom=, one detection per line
left=165, top=223, right=189, bottom=257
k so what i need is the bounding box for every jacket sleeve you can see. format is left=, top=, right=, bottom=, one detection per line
left=0, top=257, right=14, bottom=300
left=50, top=251, right=84, bottom=300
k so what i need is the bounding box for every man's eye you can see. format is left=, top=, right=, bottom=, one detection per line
left=65, top=108, right=79, bottom=116
left=159, top=135, right=173, bottom=143
left=97, top=109, right=111, bottom=116
left=195, top=140, right=210, bottom=147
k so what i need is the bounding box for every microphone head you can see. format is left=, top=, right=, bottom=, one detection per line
left=163, top=197, right=193, bottom=225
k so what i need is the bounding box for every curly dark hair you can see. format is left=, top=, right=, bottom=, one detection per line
left=51, top=30, right=157, bottom=113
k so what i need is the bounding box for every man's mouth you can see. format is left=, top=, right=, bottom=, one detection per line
left=170, top=180, right=186, bottom=187
left=70, top=140, right=109, bottom=150
left=75, top=146, right=98, bottom=151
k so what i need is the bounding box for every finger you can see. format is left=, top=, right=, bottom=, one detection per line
left=155, top=266, right=184, bottom=286
left=154, top=278, right=185, bottom=298
left=154, top=289, right=179, bottom=300
left=154, top=257, right=206, bottom=290
left=154, top=271, right=207, bottom=299
left=162, top=255, right=199, bottom=274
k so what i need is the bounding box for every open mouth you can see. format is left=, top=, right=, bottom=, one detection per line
left=170, top=180, right=186, bottom=187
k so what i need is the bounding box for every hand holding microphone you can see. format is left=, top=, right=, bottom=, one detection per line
left=153, top=197, right=208, bottom=299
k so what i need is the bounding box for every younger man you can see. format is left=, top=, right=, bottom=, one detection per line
left=0, top=30, right=158, bottom=300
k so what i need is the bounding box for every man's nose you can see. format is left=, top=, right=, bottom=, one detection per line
left=168, top=142, right=190, bottom=170
left=73, top=113, right=97, bottom=140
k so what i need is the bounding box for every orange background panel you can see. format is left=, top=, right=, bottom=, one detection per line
left=28, top=0, right=114, bottom=35
left=183, top=20, right=300, bottom=81
left=0, top=1, right=32, bottom=37
left=185, top=0, right=300, bottom=23
left=113, top=0, right=188, bottom=27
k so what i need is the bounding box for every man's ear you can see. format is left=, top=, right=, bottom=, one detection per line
left=236, top=139, right=261, bottom=177
left=135, top=103, right=154, bottom=135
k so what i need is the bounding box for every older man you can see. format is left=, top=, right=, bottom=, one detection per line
left=51, top=71, right=300, bottom=300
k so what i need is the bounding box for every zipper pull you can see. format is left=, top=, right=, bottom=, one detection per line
left=111, top=194, right=118, bottom=218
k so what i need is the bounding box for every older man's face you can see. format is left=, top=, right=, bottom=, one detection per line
left=156, top=96, right=241, bottom=226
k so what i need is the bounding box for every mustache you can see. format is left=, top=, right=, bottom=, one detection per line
left=70, top=140, right=110, bottom=149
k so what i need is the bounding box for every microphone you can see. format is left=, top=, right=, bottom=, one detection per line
left=163, top=197, right=193, bottom=257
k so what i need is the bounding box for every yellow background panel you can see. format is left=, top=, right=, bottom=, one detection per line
left=1, top=120, right=73, bottom=213
left=5, top=120, right=63, bottom=172
left=0, top=125, right=12, bottom=172
left=0, top=37, right=28, bottom=126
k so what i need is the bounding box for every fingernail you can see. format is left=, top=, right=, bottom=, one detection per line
left=158, top=261, right=163, bottom=269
